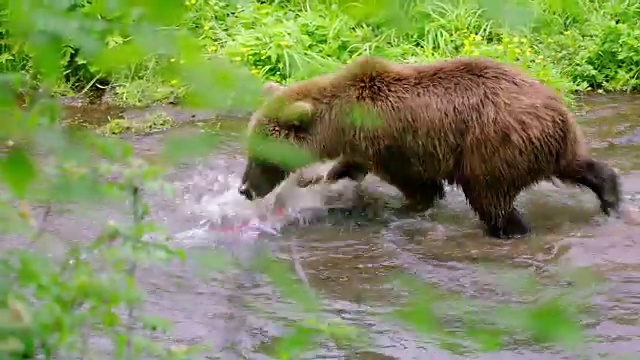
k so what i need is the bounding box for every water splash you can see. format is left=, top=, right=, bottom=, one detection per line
left=173, top=160, right=389, bottom=247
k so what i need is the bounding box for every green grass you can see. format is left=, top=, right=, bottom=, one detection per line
left=3, top=0, right=640, bottom=108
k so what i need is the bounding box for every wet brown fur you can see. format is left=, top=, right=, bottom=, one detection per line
left=241, top=56, right=621, bottom=238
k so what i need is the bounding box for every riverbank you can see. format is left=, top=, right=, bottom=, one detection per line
left=4, top=0, right=639, bottom=108
left=57, top=90, right=633, bottom=139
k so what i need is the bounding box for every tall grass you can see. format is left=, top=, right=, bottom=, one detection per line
left=177, top=0, right=640, bottom=103
left=2, top=0, right=637, bottom=106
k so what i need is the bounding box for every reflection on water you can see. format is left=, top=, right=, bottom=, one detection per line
left=579, top=94, right=640, bottom=173
left=56, top=94, right=640, bottom=359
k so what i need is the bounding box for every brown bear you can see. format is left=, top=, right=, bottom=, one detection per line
left=238, top=55, right=621, bottom=239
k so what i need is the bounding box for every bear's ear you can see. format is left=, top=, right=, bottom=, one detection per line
left=262, top=81, right=284, bottom=97
left=277, top=101, right=313, bottom=127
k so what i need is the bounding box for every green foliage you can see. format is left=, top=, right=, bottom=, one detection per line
left=3, top=0, right=639, bottom=106
left=181, top=0, right=639, bottom=104
left=0, top=0, right=613, bottom=359
left=388, top=268, right=599, bottom=355
left=0, top=0, right=240, bottom=357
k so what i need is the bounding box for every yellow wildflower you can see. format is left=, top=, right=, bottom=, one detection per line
left=170, top=79, right=178, bottom=85
left=473, top=51, right=480, bottom=56
left=280, top=41, right=291, bottom=46
left=474, top=35, right=482, bottom=41
left=170, top=58, right=176, bottom=62
left=535, top=59, right=541, bottom=63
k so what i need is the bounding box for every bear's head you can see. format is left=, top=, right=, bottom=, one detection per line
left=238, top=81, right=316, bottom=200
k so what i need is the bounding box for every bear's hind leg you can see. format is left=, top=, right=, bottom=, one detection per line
left=461, top=181, right=531, bottom=239
left=557, top=158, right=621, bottom=216
left=486, top=208, right=531, bottom=239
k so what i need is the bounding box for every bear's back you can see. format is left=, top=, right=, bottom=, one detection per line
left=281, top=56, right=562, bottom=124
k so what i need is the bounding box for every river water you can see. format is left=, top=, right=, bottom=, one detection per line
left=36, top=94, right=640, bottom=359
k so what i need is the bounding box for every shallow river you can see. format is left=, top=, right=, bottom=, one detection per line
left=35, top=94, right=640, bottom=359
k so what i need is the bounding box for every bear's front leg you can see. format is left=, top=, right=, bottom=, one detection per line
left=379, top=169, right=446, bottom=212
left=394, top=179, right=446, bottom=212
left=324, top=157, right=369, bottom=184
left=408, top=180, right=446, bottom=212
left=296, top=157, right=369, bottom=189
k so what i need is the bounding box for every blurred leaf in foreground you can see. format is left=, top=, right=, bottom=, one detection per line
left=160, top=130, right=220, bottom=165
left=133, top=0, right=186, bottom=26
left=497, top=298, right=585, bottom=349
left=179, top=56, right=264, bottom=113
left=346, top=102, right=384, bottom=129
left=271, top=323, right=321, bottom=359
left=27, top=32, right=64, bottom=88
left=0, top=146, right=37, bottom=199
left=478, top=0, right=536, bottom=31
left=251, top=253, right=322, bottom=314
left=387, top=271, right=588, bottom=353
left=246, top=134, right=317, bottom=171
left=339, top=0, right=411, bottom=33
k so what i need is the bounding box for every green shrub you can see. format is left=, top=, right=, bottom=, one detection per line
left=174, top=0, right=640, bottom=106
left=3, top=0, right=639, bottom=106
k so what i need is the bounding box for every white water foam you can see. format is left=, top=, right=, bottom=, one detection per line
left=173, top=160, right=388, bottom=247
